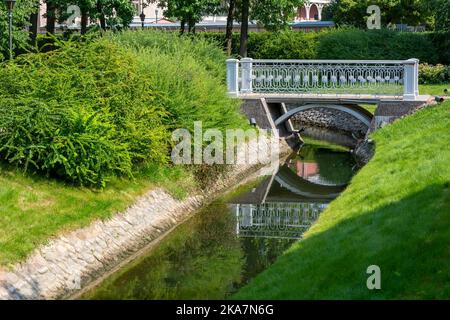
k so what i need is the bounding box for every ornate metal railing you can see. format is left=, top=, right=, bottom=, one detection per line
left=226, top=58, right=419, bottom=100
left=235, top=202, right=326, bottom=239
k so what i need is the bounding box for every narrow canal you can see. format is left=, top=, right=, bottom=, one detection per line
left=83, top=140, right=357, bottom=299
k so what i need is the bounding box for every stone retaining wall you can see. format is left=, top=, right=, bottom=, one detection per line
left=0, top=137, right=291, bottom=300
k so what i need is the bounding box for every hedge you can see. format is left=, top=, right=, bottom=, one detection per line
left=199, top=28, right=449, bottom=65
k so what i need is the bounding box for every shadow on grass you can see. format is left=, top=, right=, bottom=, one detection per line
left=234, top=183, right=450, bottom=300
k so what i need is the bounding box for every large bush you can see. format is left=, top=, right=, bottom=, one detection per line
left=0, top=39, right=169, bottom=187
left=108, top=31, right=246, bottom=132
left=0, top=32, right=247, bottom=187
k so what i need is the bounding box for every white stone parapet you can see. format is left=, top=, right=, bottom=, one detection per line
left=227, top=58, right=420, bottom=101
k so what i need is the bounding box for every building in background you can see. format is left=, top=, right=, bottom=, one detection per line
left=36, top=0, right=333, bottom=32
left=296, top=0, right=331, bottom=21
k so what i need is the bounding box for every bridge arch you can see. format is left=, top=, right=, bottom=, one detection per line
left=274, top=104, right=373, bottom=128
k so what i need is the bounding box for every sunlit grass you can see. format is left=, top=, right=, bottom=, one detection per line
left=235, top=101, right=450, bottom=299
left=0, top=163, right=196, bottom=267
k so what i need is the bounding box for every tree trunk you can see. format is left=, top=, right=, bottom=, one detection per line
left=188, top=18, right=195, bottom=34
left=180, top=19, right=186, bottom=34
left=29, top=2, right=39, bottom=45
left=97, top=1, right=106, bottom=30
left=239, top=0, right=250, bottom=57
left=81, top=11, right=88, bottom=35
left=226, top=0, right=236, bottom=56
left=46, top=1, right=56, bottom=34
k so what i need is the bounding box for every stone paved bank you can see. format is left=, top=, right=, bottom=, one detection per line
left=0, top=137, right=290, bottom=300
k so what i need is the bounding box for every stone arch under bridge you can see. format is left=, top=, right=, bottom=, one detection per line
left=239, top=98, right=428, bottom=140
left=274, top=104, right=373, bottom=128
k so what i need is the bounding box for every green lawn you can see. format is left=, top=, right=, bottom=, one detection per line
left=235, top=101, right=450, bottom=299
left=420, top=83, right=450, bottom=96
left=360, top=84, right=449, bottom=114
left=0, top=164, right=195, bottom=267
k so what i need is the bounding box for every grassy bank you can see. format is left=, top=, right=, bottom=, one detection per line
left=0, top=31, right=246, bottom=267
left=360, top=84, right=449, bottom=114
left=235, top=101, right=450, bottom=299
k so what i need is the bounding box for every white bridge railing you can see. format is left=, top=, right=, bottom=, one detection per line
left=226, top=58, right=419, bottom=100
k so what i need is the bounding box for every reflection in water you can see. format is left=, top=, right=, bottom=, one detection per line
left=234, top=202, right=325, bottom=239
left=231, top=145, right=355, bottom=240
left=84, top=142, right=356, bottom=300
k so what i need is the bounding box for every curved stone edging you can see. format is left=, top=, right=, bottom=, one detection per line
left=0, top=137, right=291, bottom=300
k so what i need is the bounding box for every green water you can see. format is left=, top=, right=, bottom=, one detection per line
left=83, top=142, right=356, bottom=300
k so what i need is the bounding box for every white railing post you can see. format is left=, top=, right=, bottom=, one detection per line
left=226, top=59, right=239, bottom=97
left=403, top=58, right=419, bottom=101
left=240, top=58, right=253, bottom=94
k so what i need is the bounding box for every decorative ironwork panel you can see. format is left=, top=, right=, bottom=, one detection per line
left=249, top=60, right=405, bottom=96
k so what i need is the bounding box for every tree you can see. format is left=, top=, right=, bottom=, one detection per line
left=46, top=0, right=56, bottom=34
left=238, top=0, right=304, bottom=57
left=324, top=0, right=434, bottom=29
left=423, top=0, right=450, bottom=31
left=157, top=0, right=221, bottom=34
left=0, top=0, right=37, bottom=59
left=29, top=0, right=40, bottom=44
left=225, top=0, right=236, bottom=55
left=239, top=0, right=249, bottom=57
left=46, top=0, right=134, bottom=35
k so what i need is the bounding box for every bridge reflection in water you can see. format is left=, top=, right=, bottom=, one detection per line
left=235, top=202, right=325, bottom=239
left=230, top=150, right=354, bottom=240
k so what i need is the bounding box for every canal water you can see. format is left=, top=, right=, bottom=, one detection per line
left=83, top=141, right=357, bottom=300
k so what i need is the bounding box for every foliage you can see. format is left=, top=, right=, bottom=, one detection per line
left=249, top=0, right=304, bottom=31
left=434, top=0, right=450, bottom=31
left=0, top=31, right=247, bottom=187
left=418, top=63, right=450, bottom=84
left=0, top=39, right=169, bottom=187
left=88, top=0, right=135, bottom=28
left=324, top=0, right=434, bottom=29
left=199, top=28, right=443, bottom=64
left=316, top=28, right=439, bottom=63
left=108, top=31, right=246, bottom=132
left=156, top=0, right=221, bottom=31
left=0, top=0, right=37, bottom=60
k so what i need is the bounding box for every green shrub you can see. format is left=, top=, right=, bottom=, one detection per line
left=109, top=31, right=228, bottom=80
left=0, top=39, right=169, bottom=187
left=0, top=32, right=248, bottom=188
left=419, top=63, right=450, bottom=84
left=109, top=31, right=247, bottom=132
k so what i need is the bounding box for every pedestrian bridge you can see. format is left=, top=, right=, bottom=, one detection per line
left=227, top=58, right=421, bottom=101
left=227, top=58, right=430, bottom=133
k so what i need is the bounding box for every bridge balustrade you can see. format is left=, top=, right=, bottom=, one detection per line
left=226, top=58, right=419, bottom=101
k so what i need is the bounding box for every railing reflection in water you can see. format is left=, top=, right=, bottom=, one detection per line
left=235, top=202, right=327, bottom=239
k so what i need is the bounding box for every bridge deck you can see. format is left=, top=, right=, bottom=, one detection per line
left=237, top=93, right=431, bottom=104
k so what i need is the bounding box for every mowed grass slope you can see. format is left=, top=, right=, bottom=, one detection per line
left=235, top=101, right=450, bottom=299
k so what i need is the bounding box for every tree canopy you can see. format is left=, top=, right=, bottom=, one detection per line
left=323, top=0, right=448, bottom=31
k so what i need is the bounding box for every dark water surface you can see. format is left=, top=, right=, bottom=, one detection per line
left=83, top=142, right=356, bottom=299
